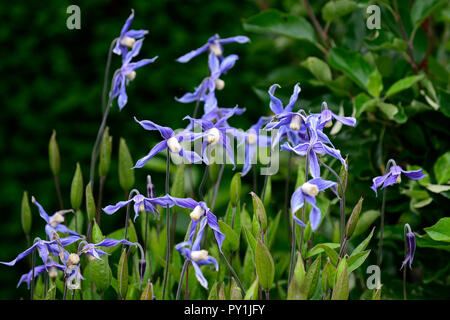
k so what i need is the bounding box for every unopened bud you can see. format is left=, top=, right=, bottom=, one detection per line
left=190, top=250, right=209, bottom=262
left=345, top=197, right=363, bottom=238
left=190, top=205, right=205, bottom=221
left=138, top=259, right=146, bottom=282
left=301, top=182, right=319, bottom=197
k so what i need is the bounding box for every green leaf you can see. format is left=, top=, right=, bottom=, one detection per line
left=255, top=239, right=274, bottom=290
left=98, top=127, right=112, bottom=177
left=347, top=250, right=371, bottom=273
left=434, top=151, right=450, bottom=184
left=316, top=243, right=339, bottom=266
left=424, top=217, right=450, bottom=242
left=345, top=197, right=363, bottom=238
left=287, top=252, right=306, bottom=300
left=411, top=0, right=444, bottom=26
left=322, top=0, right=358, bottom=22
left=367, top=70, right=383, bottom=98
left=242, top=226, right=256, bottom=259
left=118, top=138, right=135, bottom=193
left=301, top=57, right=332, bottom=83
left=438, top=88, right=450, bottom=117
left=48, top=130, right=60, bottom=176
left=267, top=210, right=281, bottom=250
left=117, top=249, right=129, bottom=299
left=354, top=93, right=376, bottom=117
left=331, top=258, right=349, bottom=300
left=328, top=48, right=373, bottom=90
left=230, top=279, right=242, bottom=300
left=244, top=278, right=259, bottom=300
left=250, top=192, right=267, bottom=232
left=306, top=243, right=340, bottom=259
left=140, top=280, right=154, bottom=300
left=21, top=191, right=32, bottom=235
left=170, top=163, right=185, bottom=198
left=219, top=221, right=240, bottom=252
left=263, top=176, right=272, bottom=207
left=415, top=233, right=450, bottom=251
left=300, top=255, right=321, bottom=299
left=85, top=182, right=96, bottom=222
left=353, top=210, right=380, bottom=237
left=229, top=173, right=241, bottom=207
left=425, top=184, right=450, bottom=193
left=90, top=255, right=111, bottom=292
left=379, top=102, right=398, bottom=120
left=385, top=74, right=424, bottom=97
left=243, top=9, right=315, bottom=42
left=352, top=227, right=375, bottom=255
left=70, top=163, right=83, bottom=210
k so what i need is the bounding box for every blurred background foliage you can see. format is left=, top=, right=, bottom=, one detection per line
left=0, top=0, right=449, bottom=299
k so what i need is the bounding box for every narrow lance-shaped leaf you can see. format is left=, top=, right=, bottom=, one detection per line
left=117, top=249, right=129, bottom=299
left=171, top=163, right=185, bottom=198
left=230, top=173, right=241, bottom=207
left=118, top=138, right=135, bottom=193
left=49, top=130, right=60, bottom=176
left=91, top=221, right=111, bottom=292
left=300, top=255, right=321, bottom=299
left=255, top=239, right=274, bottom=290
left=70, top=163, right=83, bottom=210
left=331, top=258, right=349, bottom=300
left=250, top=192, right=267, bottom=232
left=21, top=191, right=32, bottom=236
left=345, top=197, right=363, bottom=239
left=140, top=280, right=154, bottom=300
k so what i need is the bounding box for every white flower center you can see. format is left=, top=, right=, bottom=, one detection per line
left=206, top=128, right=220, bottom=144
left=126, top=70, right=136, bottom=81
left=209, top=43, right=222, bottom=56
left=215, top=78, right=225, bottom=90
left=289, top=115, right=302, bottom=131
left=48, top=267, right=58, bottom=279
left=139, top=202, right=146, bottom=213
left=396, top=175, right=401, bottom=184
left=301, top=182, right=319, bottom=197
left=167, top=137, right=182, bottom=153
left=120, top=36, right=136, bottom=48
left=190, top=205, right=205, bottom=221
left=247, top=133, right=257, bottom=145
left=190, top=250, right=209, bottom=262
left=88, top=254, right=96, bottom=261
left=66, top=253, right=80, bottom=267
left=324, top=120, right=333, bottom=128
left=49, top=213, right=65, bottom=228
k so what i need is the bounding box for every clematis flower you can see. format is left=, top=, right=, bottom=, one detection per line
left=235, top=116, right=271, bottom=177
left=176, top=53, right=239, bottom=114
left=103, top=192, right=171, bottom=221
left=32, top=197, right=79, bottom=239
left=318, top=102, right=356, bottom=129
left=176, top=34, right=249, bottom=63
left=111, top=39, right=158, bottom=110
left=175, top=218, right=219, bottom=289
left=17, top=262, right=66, bottom=289
left=166, top=196, right=225, bottom=252
left=290, top=178, right=338, bottom=230
left=201, top=106, right=246, bottom=125
left=64, top=253, right=84, bottom=291
left=401, top=224, right=416, bottom=270
left=78, top=239, right=136, bottom=261
left=370, top=164, right=426, bottom=196
left=133, top=118, right=205, bottom=168
left=113, top=9, right=149, bottom=57
left=0, top=235, right=80, bottom=267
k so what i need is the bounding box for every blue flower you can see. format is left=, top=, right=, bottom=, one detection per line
left=17, top=262, right=66, bottom=289
left=103, top=192, right=171, bottom=221
left=176, top=34, right=249, bottom=63
left=401, top=224, right=416, bottom=270
left=31, top=197, right=79, bottom=239
left=318, top=103, right=356, bottom=129
left=371, top=164, right=426, bottom=196
left=175, top=218, right=219, bottom=289
left=111, top=39, right=158, bottom=110
left=133, top=118, right=205, bottom=168
left=290, top=178, right=338, bottom=230
left=78, top=238, right=136, bottom=261
left=113, top=9, right=149, bottom=57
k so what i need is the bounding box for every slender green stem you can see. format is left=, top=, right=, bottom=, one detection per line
left=63, top=281, right=68, bottom=300
left=220, top=252, right=246, bottom=296
left=265, top=289, right=270, bottom=300
left=284, top=152, right=293, bottom=247
left=30, top=248, right=36, bottom=300
left=53, top=175, right=64, bottom=210
left=123, top=189, right=139, bottom=249
left=102, top=38, right=118, bottom=114
left=176, top=260, right=189, bottom=300
left=403, top=261, right=407, bottom=300
left=211, top=163, right=225, bottom=211
left=96, top=175, right=106, bottom=225
left=162, top=149, right=171, bottom=300
left=199, top=165, right=209, bottom=201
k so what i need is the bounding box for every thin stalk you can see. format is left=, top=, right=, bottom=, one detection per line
left=199, top=165, right=209, bottom=201
left=265, top=289, right=270, bottom=300
left=123, top=189, right=139, bottom=249
left=176, top=260, right=189, bottom=300
left=220, top=252, right=246, bottom=296
left=184, top=263, right=190, bottom=300
left=53, top=175, right=64, bottom=210
left=96, top=175, right=106, bottom=224
left=403, top=262, right=407, bottom=300
left=284, top=152, right=293, bottom=247
left=162, top=149, right=171, bottom=300
left=102, top=38, right=118, bottom=114
left=211, top=163, right=225, bottom=211
left=253, top=167, right=258, bottom=192
left=30, top=249, right=36, bottom=300
left=187, top=165, right=196, bottom=198
left=63, top=281, right=68, bottom=300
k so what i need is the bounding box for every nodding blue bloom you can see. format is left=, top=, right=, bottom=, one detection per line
left=111, top=39, right=158, bottom=110
left=371, top=164, right=426, bottom=196
left=133, top=118, right=205, bottom=168
left=113, top=9, right=149, bottom=57
left=176, top=53, right=239, bottom=114
left=103, top=192, right=171, bottom=221
left=401, top=224, right=416, bottom=270
left=184, top=106, right=242, bottom=168
left=175, top=218, right=219, bottom=289
left=31, top=197, right=79, bottom=239
left=166, top=196, right=225, bottom=252
left=17, top=262, right=66, bottom=289
left=290, top=178, right=338, bottom=230
left=318, top=102, right=356, bottom=129
left=201, top=106, right=246, bottom=125
left=0, top=235, right=80, bottom=267
left=176, top=33, right=249, bottom=63
left=236, top=116, right=272, bottom=177
left=78, top=239, right=136, bottom=261
left=267, top=83, right=302, bottom=117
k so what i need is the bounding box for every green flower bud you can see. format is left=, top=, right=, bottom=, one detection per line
left=118, top=138, right=135, bottom=193
left=229, top=173, right=241, bottom=207
left=346, top=197, right=363, bottom=238
left=48, top=130, right=61, bottom=176
left=21, top=191, right=32, bottom=235
left=250, top=192, right=267, bottom=232
left=85, top=182, right=96, bottom=222
left=70, top=163, right=83, bottom=210
left=98, top=127, right=112, bottom=178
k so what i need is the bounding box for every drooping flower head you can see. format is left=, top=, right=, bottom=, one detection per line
left=111, top=39, right=158, bottom=110
left=318, top=102, right=356, bottom=129
left=133, top=118, right=205, bottom=168
left=371, top=162, right=426, bottom=196
left=290, top=178, right=338, bottom=230
left=176, top=34, right=249, bottom=63
left=175, top=218, right=219, bottom=289
left=401, top=224, right=416, bottom=270
left=113, top=9, right=149, bottom=57
left=17, top=262, right=66, bottom=289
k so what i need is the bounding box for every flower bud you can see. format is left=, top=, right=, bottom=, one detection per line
left=126, top=70, right=136, bottom=81
left=21, top=191, right=32, bottom=236
left=230, top=173, right=241, bottom=207
left=206, top=128, right=220, bottom=144
left=289, top=114, right=302, bottom=131
left=345, top=197, right=363, bottom=239
left=48, top=267, right=58, bottom=279
left=138, top=259, right=146, bottom=283
left=70, top=162, right=83, bottom=210
left=209, top=43, right=222, bottom=56
left=167, top=137, right=182, bottom=153
left=99, top=127, right=112, bottom=177
left=301, top=182, right=319, bottom=197
left=215, top=78, right=225, bottom=90
left=48, top=130, right=61, bottom=177
left=190, top=250, right=209, bottom=262
left=120, top=36, right=136, bottom=48
left=146, top=175, right=155, bottom=199
left=66, top=253, right=80, bottom=267
left=247, top=133, right=257, bottom=145
left=190, top=205, right=205, bottom=221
